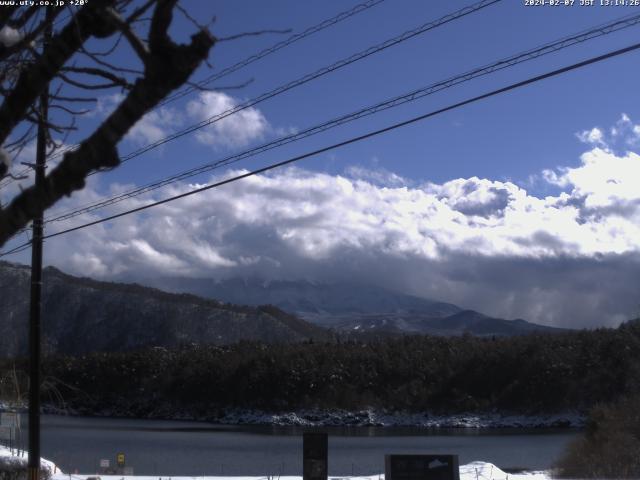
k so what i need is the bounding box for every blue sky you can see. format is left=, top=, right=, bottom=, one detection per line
left=3, top=0, right=640, bottom=328
left=56, top=0, right=640, bottom=192
left=100, top=0, right=640, bottom=188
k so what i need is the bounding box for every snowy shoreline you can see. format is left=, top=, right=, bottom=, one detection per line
left=1, top=446, right=550, bottom=480
left=222, top=410, right=585, bottom=428
left=37, top=404, right=585, bottom=429
left=3, top=400, right=586, bottom=428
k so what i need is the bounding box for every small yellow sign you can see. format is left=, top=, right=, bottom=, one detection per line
left=117, top=453, right=125, bottom=467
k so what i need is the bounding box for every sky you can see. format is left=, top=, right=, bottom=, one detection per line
left=2, top=0, right=640, bottom=329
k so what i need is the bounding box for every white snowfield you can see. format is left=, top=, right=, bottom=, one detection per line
left=2, top=446, right=549, bottom=480
left=0, top=446, right=58, bottom=477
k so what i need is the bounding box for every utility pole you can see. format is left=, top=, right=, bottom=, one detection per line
left=28, top=7, right=52, bottom=480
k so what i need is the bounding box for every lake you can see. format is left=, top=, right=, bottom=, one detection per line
left=11, top=415, right=579, bottom=476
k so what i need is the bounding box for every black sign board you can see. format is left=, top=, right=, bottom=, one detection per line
left=303, top=432, right=328, bottom=480
left=385, top=455, right=460, bottom=480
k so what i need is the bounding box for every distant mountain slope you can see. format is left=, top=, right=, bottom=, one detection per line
left=0, top=262, right=329, bottom=357
left=422, top=310, right=563, bottom=336
left=302, top=310, right=565, bottom=337
left=143, top=276, right=565, bottom=337
left=143, top=276, right=462, bottom=317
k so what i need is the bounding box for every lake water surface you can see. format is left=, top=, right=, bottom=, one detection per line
left=15, top=415, right=579, bottom=476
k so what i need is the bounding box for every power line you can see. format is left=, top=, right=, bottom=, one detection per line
left=0, top=1, right=385, bottom=188
left=25, top=40, right=640, bottom=244
left=4, top=0, right=498, bottom=192
left=3, top=39, right=639, bottom=256
left=112, top=0, right=500, bottom=167
left=0, top=242, right=32, bottom=258
left=40, top=10, right=640, bottom=226
left=0, top=173, right=24, bottom=189
left=160, top=0, right=387, bottom=106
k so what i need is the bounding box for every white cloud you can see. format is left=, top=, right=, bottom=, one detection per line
left=87, top=91, right=271, bottom=151
left=18, top=114, right=639, bottom=329
left=91, top=93, right=124, bottom=117
left=556, top=148, right=640, bottom=208
left=345, top=165, right=409, bottom=187
left=127, top=107, right=184, bottom=146
left=576, top=127, right=605, bottom=147
left=579, top=114, right=640, bottom=150
left=0, top=140, right=73, bottom=204
left=186, top=92, right=269, bottom=148
left=89, top=93, right=183, bottom=147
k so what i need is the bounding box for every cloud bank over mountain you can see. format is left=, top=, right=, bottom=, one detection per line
left=36, top=114, right=640, bottom=329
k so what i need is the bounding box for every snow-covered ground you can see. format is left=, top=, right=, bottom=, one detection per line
left=0, top=445, right=60, bottom=478
left=2, top=446, right=549, bottom=480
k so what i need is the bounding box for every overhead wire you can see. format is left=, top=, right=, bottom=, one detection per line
left=0, top=38, right=633, bottom=254
left=0, top=0, right=386, bottom=188
left=4, top=0, right=501, bottom=202
left=39, top=10, right=640, bottom=226
left=19, top=0, right=501, bottom=175
left=109, top=0, right=501, bottom=167
left=160, top=0, right=387, bottom=106
left=0, top=242, right=32, bottom=258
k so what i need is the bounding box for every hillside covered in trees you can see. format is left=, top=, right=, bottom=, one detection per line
left=0, top=261, right=330, bottom=357
left=3, top=320, right=640, bottom=420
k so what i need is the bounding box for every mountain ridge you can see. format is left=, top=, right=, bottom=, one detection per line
left=0, top=262, right=567, bottom=358
left=135, top=274, right=567, bottom=336
left=0, top=261, right=329, bottom=357
left=136, top=275, right=462, bottom=317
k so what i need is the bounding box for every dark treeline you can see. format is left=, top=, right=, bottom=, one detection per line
left=3, top=320, right=640, bottom=418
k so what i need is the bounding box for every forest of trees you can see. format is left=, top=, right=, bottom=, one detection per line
left=3, top=319, right=640, bottom=418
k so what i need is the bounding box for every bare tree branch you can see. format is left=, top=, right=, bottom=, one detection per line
left=4, top=124, right=36, bottom=151
left=175, top=1, right=214, bottom=31
left=0, top=0, right=119, bottom=147
left=57, top=72, right=130, bottom=90
left=80, top=31, right=124, bottom=57
left=50, top=94, right=98, bottom=103
left=126, top=0, right=157, bottom=23
left=0, top=0, right=215, bottom=245
left=60, top=66, right=134, bottom=90
left=106, top=7, right=151, bottom=65
left=0, top=9, right=64, bottom=62
left=80, top=48, right=144, bottom=75
left=0, top=6, right=19, bottom=30
left=25, top=113, right=67, bottom=134
left=9, top=6, right=38, bottom=29
left=50, top=104, right=92, bottom=116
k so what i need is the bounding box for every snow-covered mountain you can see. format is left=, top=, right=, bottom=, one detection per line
left=142, top=276, right=566, bottom=337
left=0, top=260, right=565, bottom=357
left=142, top=276, right=461, bottom=316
